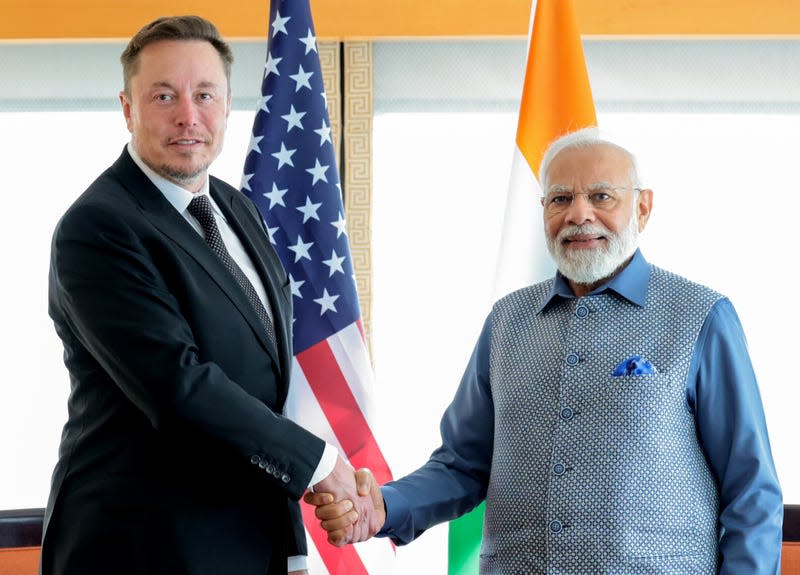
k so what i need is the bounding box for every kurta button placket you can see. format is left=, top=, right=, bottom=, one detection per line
left=575, top=304, right=590, bottom=318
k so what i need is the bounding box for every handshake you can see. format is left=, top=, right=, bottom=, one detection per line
left=307, top=455, right=385, bottom=546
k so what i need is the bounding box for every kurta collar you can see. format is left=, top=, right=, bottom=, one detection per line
left=539, top=249, right=650, bottom=312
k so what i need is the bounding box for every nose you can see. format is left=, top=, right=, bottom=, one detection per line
left=564, top=193, right=595, bottom=225
left=174, top=97, right=199, bottom=127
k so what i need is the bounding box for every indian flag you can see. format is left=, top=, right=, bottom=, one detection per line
left=448, top=0, right=597, bottom=572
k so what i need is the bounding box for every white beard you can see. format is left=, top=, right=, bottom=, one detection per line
left=546, top=209, right=640, bottom=285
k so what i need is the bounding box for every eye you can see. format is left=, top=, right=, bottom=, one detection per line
left=589, top=188, right=616, bottom=204
left=548, top=193, right=572, bottom=205
left=155, top=93, right=173, bottom=102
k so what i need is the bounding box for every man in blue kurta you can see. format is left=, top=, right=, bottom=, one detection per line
left=307, top=128, right=783, bottom=573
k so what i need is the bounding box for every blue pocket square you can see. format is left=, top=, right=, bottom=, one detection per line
left=612, top=355, right=656, bottom=376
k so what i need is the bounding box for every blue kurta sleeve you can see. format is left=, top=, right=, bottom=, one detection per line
left=379, top=314, right=494, bottom=545
left=688, top=298, right=783, bottom=574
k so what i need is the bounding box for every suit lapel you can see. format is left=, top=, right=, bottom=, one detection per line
left=110, top=149, right=283, bottom=371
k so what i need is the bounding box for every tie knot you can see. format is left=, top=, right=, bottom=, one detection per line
left=188, top=194, right=213, bottom=219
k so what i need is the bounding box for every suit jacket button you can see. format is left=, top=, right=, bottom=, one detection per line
left=281, top=474, right=291, bottom=483
left=259, top=460, right=267, bottom=469
left=265, top=464, right=274, bottom=473
left=250, top=455, right=261, bottom=465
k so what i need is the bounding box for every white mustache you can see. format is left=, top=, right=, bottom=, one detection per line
left=557, top=224, right=610, bottom=242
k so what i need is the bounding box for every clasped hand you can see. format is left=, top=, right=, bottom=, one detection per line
left=306, top=457, right=385, bottom=546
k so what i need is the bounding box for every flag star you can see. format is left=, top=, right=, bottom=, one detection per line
left=240, top=172, right=254, bottom=192
left=271, top=11, right=291, bottom=37
left=321, top=90, right=328, bottom=107
left=266, top=224, right=278, bottom=245
left=247, top=134, right=264, bottom=155
left=296, top=196, right=322, bottom=223
left=314, top=119, right=332, bottom=146
left=306, top=158, right=329, bottom=185
left=289, top=65, right=314, bottom=92
left=272, top=143, right=296, bottom=169
left=281, top=105, right=307, bottom=132
left=299, top=28, right=317, bottom=54
left=288, top=274, right=305, bottom=298
left=264, top=52, right=282, bottom=77
left=258, top=94, right=272, bottom=113
left=314, top=288, right=339, bottom=315
left=264, top=183, right=288, bottom=209
left=331, top=211, right=348, bottom=238
left=287, top=235, right=314, bottom=262
left=322, top=249, right=346, bottom=277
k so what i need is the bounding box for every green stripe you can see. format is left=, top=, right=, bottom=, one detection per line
left=447, top=502, right=485, bottom=575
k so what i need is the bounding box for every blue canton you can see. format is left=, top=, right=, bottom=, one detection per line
left=241, top=0, right=360, bottom=354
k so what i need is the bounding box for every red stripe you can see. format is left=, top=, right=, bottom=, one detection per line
left=301, top=500, right=369, bottom=575
left=297, top=339, right=393, bottom=484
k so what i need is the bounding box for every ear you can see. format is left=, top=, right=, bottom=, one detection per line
left=636, top=188, right=654, bottom=231
left=119, top=91, right=134, bottom=134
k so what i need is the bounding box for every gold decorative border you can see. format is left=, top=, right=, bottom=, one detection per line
left=320, top=40, right=373, bottom=353
left=343, top=41, right=373, bottom=353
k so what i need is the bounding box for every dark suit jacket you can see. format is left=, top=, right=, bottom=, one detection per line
left=41, top=148, right=325, bottom=574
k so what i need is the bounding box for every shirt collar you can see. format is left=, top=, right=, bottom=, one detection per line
left=127, top=142, right=210, bottom=213
left=538, top=248, right=650, bottom=312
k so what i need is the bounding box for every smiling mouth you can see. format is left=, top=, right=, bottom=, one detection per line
left=564, top=235, right=603, bottom=243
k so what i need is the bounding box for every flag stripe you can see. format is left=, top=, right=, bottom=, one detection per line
left=517, top=0, right=597, bottom=178
left=326, top=322, right=376, bottom=420
left=297, top=339, right=393, bottom=484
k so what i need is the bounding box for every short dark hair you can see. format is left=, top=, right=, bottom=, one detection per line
left=120, top=15, right=234, bottom=95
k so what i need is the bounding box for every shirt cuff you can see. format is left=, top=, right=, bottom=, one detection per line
left=287, top=555, right=307, bottom=572
left=307, top=442, right=339, bottom=489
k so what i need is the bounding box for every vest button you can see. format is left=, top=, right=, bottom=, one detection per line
left=565, top=353, right=580, bottom=366
left=575, top=305, right=589, bottom=318
left=560, top=407, right=574, bottom=421
left=548, top=519, right=563, bottom=534
left=552, top=463, right=566, bottom=475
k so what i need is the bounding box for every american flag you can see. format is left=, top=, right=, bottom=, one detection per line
left=240, top=0, right=394, bottom=573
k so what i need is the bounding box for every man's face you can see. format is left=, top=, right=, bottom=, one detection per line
left=542, top=144, right=652, bottom=290
left=120, top=40, right=231, bottom=193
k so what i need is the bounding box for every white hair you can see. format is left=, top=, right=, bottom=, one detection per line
left=538, top=127, right=643, bottom=193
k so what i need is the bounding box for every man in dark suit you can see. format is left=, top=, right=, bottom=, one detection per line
left=41, top=15, right=378, bottom=575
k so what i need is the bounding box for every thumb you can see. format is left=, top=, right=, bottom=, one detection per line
left=354, top=468, right=373, bottom=496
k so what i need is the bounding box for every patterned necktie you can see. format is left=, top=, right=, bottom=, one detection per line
left=187, top=194, right=278, bottom=348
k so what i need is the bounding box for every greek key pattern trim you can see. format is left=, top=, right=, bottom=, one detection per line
left=343, top=41, right=374, bottom=352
